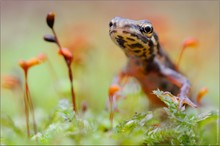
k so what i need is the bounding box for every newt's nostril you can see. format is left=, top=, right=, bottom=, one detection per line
left=109, top=21, right=113, bottom=27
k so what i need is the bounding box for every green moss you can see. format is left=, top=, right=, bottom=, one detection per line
left=1, top=90, right=219, bottom=145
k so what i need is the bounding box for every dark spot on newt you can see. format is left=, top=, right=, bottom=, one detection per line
left=128, top=43, right=144, bottom=48
left=133, top=50, right=141, bottom=53
left=123, top=24, right=132, bottom=28
left=134, top=59, right=141, bottom=66
left=148, top=41, right=154, bottom=56
left=130, top=33, right=139, bottom=38
left=116, top=37, right=127, bottom=48
left=122, top=30, right=130, bottom=34
left=117, top=35, right=123, bottom=39
left=126, top=37, right=135, bottom=41
left=129, top=33, right=148, bottom=44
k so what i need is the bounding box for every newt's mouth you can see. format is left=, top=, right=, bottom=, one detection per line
left=109, top=28, right=148, bottom=46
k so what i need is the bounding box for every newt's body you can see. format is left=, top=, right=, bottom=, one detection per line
left=109, top=17, right=197, bottom=109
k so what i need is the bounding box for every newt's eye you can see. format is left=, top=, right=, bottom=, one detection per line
left=143, top=25, right=153, bottom=34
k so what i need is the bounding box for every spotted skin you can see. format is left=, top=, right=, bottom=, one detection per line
left=109, top=16, right=197, bottom=109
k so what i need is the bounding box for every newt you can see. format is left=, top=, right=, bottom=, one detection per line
left=108, top=16, right=198, bottom=111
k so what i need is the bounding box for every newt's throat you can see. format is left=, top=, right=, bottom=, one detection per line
left=110, top=29, right=155, bottom=61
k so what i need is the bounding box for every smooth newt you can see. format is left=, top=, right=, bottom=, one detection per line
left=109, top=16, right=197, bottom=109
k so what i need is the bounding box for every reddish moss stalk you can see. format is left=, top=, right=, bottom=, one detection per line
left=176, top=38, right=198, bottom=66
left=25, top=71, right=37, bottom=134
left=23, top=71, right=30, bottom=137
left=19, top=54, right=46, bottom=137
left=68, top=64, right=77, bottom=112
left=45, top=12, right=77, bottom=113
left=109, top=95, right=114, bottom=129
left=53, top=29, right=77, bottom=112
left=23, top=69, right=37, bottom=137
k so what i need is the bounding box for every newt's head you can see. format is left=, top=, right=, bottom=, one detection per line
left=109, top=16, right=159, bottom=61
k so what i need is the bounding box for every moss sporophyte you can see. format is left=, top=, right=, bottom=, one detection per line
left=44, top=12, right=77, bottom=113
left=19, top=53, right=47, bottom=137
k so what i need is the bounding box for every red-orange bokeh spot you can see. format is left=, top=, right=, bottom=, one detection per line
left=196, top=87, right=208, bottom=105
left=109, top=84, right=120, bottom=97
left=2, top=75, right=21, bottom=89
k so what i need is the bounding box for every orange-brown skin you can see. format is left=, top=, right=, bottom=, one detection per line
left=109, top=17, right=197, bottom=109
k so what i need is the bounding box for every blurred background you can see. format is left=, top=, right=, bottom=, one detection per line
left=1, top=1, right=219, bottom=120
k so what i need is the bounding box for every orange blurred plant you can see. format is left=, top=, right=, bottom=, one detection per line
left=2, top=74, right=22, bottom=90
left=176, top=38, right=198, bottom=66
left=196, top=87, right=208, bottom=106
left=19, top=53, right=46, bottom=138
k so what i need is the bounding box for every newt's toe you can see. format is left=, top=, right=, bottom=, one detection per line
left=178, top=97, right=198, bottom=109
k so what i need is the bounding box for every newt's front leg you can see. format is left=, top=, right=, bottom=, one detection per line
left=108, top=57, right=146, bottom=112
left=154, top=58, right=197, bottom=109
